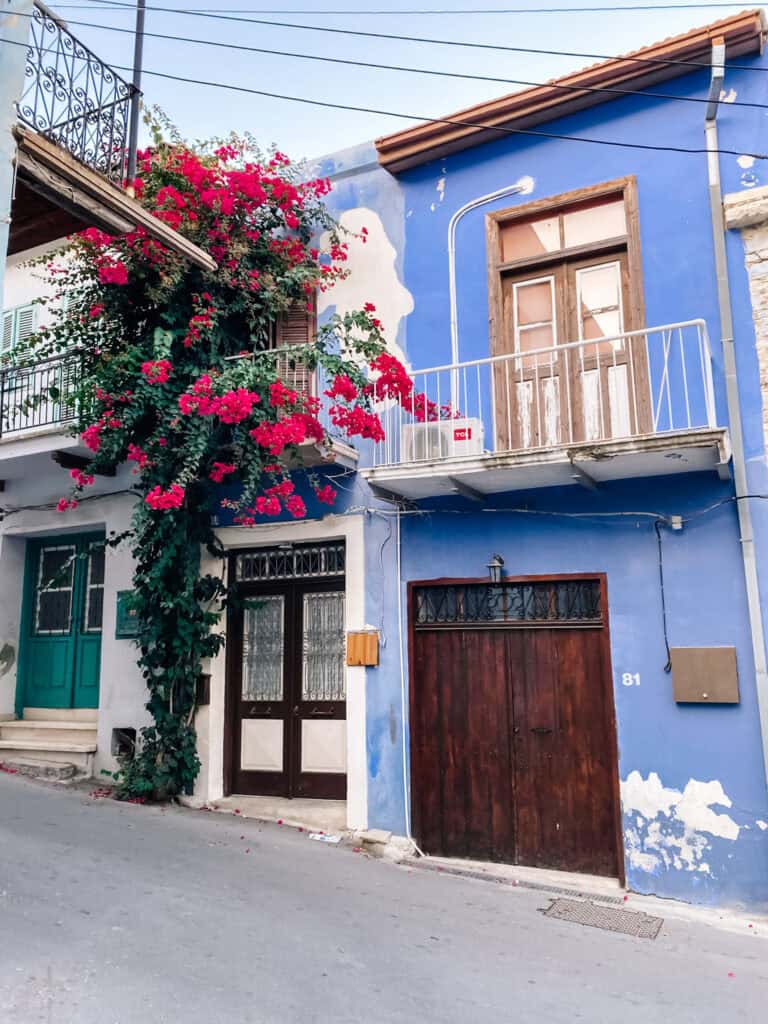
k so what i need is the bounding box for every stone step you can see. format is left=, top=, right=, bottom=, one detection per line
left=0, top=740, right=96, bottom=775
left=22, top=708, right=98, bottom=723
left=0, top=721, right=97, bottom=745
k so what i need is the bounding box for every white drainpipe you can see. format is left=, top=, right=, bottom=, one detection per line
left=705, top=39, right=768, bottom=790
left=448, top=176, right=534, bottom=367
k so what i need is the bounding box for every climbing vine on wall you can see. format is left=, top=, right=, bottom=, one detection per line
left=19, top=124, right=423, bottom=801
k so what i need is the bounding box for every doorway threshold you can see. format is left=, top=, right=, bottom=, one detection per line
left=405, top=855, right=624, bottom=903
left=212, top=796, right=347, bottom=834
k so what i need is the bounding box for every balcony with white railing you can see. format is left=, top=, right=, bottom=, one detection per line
left=362, top=320, right=731, bottom=500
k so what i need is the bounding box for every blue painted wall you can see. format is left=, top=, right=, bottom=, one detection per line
left=310, top=60, right=768, bottom=907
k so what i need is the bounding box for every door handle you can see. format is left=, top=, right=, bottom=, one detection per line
left=309, top=706, right=335, bottom=717
left=530, top=726, right=553, bottom=735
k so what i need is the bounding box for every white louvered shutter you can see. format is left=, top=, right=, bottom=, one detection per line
left=274, top=297, right=316, bottom=399
left=1, top=310, right=14, bottom=356
left=15, top=305, right=37, bottom=347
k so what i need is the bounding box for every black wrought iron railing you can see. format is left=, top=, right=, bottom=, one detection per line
left=0, top=352, right=82, bottom=438
left=17, top=2, right=135, bottom=183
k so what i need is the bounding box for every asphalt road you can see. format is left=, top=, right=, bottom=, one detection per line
left=0, top=772, right=765, bottom=1023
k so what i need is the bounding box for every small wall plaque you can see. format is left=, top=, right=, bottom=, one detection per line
left=670, top=646, right=739, bottom=703
left=346, top=630, right=379, bottom=667
left=115, top=590, right=140, bottom=639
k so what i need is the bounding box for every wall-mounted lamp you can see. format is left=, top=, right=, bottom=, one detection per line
left=486, top=554, right=505, bottom=584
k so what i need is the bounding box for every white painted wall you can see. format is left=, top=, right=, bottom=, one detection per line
left=0, top=478, right=149, bottom=775
left=3, top=238, right=69, bottom=325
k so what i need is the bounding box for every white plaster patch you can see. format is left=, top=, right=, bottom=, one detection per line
left=318, top=208, right=413, bottom=366
left=720, top=88, right=737, bottom=104
left=738, top=154, right=756, bottom=170
left=620, top=771, right=741, bottom=877
left=436, top=177, right=446, bottom=203
left=757, top=820, right=768, bottom=831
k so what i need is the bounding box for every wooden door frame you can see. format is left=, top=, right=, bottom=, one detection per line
left=223, top=556, right=347, bottom=800
left=407, top=572, right=625, bottom=885
left=16, top=531, right=105, bottom=717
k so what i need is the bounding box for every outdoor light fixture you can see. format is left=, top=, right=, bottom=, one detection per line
left=486, top=554, right=505, bottom=584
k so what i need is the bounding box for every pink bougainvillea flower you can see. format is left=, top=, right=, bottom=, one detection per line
left=326, top=375, right=357, bottom=403
left=209, top=462, right=236, bottom=484
left=96, top=258, right=129, bottom=286
left=268, top=380, right=298, bottom=408
left=145, top=483, right=185, bottom=511
left=285, top=495, right=306, bottom=519
left=69, top=468, right=94, bottom=487
left=315, top=484, right=337, bottom=505
left=89, top=304, right=104, bottom=318
left=81, top=423, right=103, bottom=451
left=141, top=359, right=173, bottom=385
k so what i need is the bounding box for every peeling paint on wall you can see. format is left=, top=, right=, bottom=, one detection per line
left=720, top=88, right=738, bottom=104
left=318, top=208, right=413, bottom=365
left=737, top=155, right=756, bottom=170
left=757, top=820, right=768, bottom=831
left=621, top=770, right=741, bottom=875
left=436, top=177, right=446, bottom=203
left=0, top=643, right=14, bottom=676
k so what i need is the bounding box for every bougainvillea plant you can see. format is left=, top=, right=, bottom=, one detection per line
left=17, top=124, right=429, bottom=801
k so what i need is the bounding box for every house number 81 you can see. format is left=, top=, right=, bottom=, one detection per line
left=622, top=672, right=641, bottom=687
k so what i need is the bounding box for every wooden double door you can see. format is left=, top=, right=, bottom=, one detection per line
left=227, top=559, right=347, bottom=800
left=410, top=577, right=621, bottom=877
left=496, top=251, right=650, bottom=451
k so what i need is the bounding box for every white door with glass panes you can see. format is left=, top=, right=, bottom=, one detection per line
left=493, top=192, right=649, bottom=451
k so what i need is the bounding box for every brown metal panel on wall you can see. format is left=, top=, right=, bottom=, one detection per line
left=408, top=574, right=623, bottom=881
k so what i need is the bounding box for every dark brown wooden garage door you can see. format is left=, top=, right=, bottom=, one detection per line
left=409, top=576, right=621, bottom=878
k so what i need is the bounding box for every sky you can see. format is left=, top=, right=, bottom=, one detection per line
left=43, top=1, right=766, bottom=162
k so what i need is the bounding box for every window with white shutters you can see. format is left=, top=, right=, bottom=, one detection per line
left=1, top=304, right=38, bottom=358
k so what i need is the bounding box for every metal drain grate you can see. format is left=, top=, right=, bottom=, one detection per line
left=543, top=898, right=664, bottom=940
left=514, top=879, right=625, bottom=905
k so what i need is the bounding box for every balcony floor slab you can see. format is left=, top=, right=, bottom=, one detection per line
left=361, top=428, right=731, bottom=500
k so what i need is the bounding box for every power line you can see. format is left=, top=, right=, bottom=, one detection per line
left=3, top=36, right=762, bottom=159
left=44, top=0, right=768, bottom=75
left=52, top=2, right=768, bottom=16
left=24, top=13, right=768, bottom=112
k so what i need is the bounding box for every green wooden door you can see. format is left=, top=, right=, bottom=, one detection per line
left=19, top=534, right=105, bottom=710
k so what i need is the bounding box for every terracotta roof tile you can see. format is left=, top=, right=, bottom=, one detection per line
left=375, top=8, right=766, bottom=173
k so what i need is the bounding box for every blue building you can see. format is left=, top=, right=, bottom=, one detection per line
left=310, top=8, right=768, bottom=910
left=2, top=3, right=768, bottom=914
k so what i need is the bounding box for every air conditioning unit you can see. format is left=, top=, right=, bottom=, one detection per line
left=401, top=418, right=484, bottom=462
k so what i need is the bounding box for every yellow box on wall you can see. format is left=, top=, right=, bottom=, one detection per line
left=346, top=631, right=379, bottom=667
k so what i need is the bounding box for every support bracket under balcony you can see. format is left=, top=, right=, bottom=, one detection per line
left=448, top=477, right=486, bottom=502
left=569, top=462, right=599, bottom=492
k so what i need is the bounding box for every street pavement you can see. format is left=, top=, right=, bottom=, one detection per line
left=0, top=772, right=765, bottom=1023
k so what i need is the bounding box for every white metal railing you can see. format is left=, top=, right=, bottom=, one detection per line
left=370, top=320, right=718, bottom=468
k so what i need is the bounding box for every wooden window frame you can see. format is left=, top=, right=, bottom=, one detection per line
left=486, top=177, right=645, bottom=359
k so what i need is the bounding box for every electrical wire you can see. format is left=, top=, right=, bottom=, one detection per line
left=53, top=1, right=768, bottom=19
left=15, top=13, right=768, bottom=113
left=0, top=487, right=137, bottom=519
left=41, top=0, right=768, bottom=76
left=2, top=37, right=762, bottom=159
